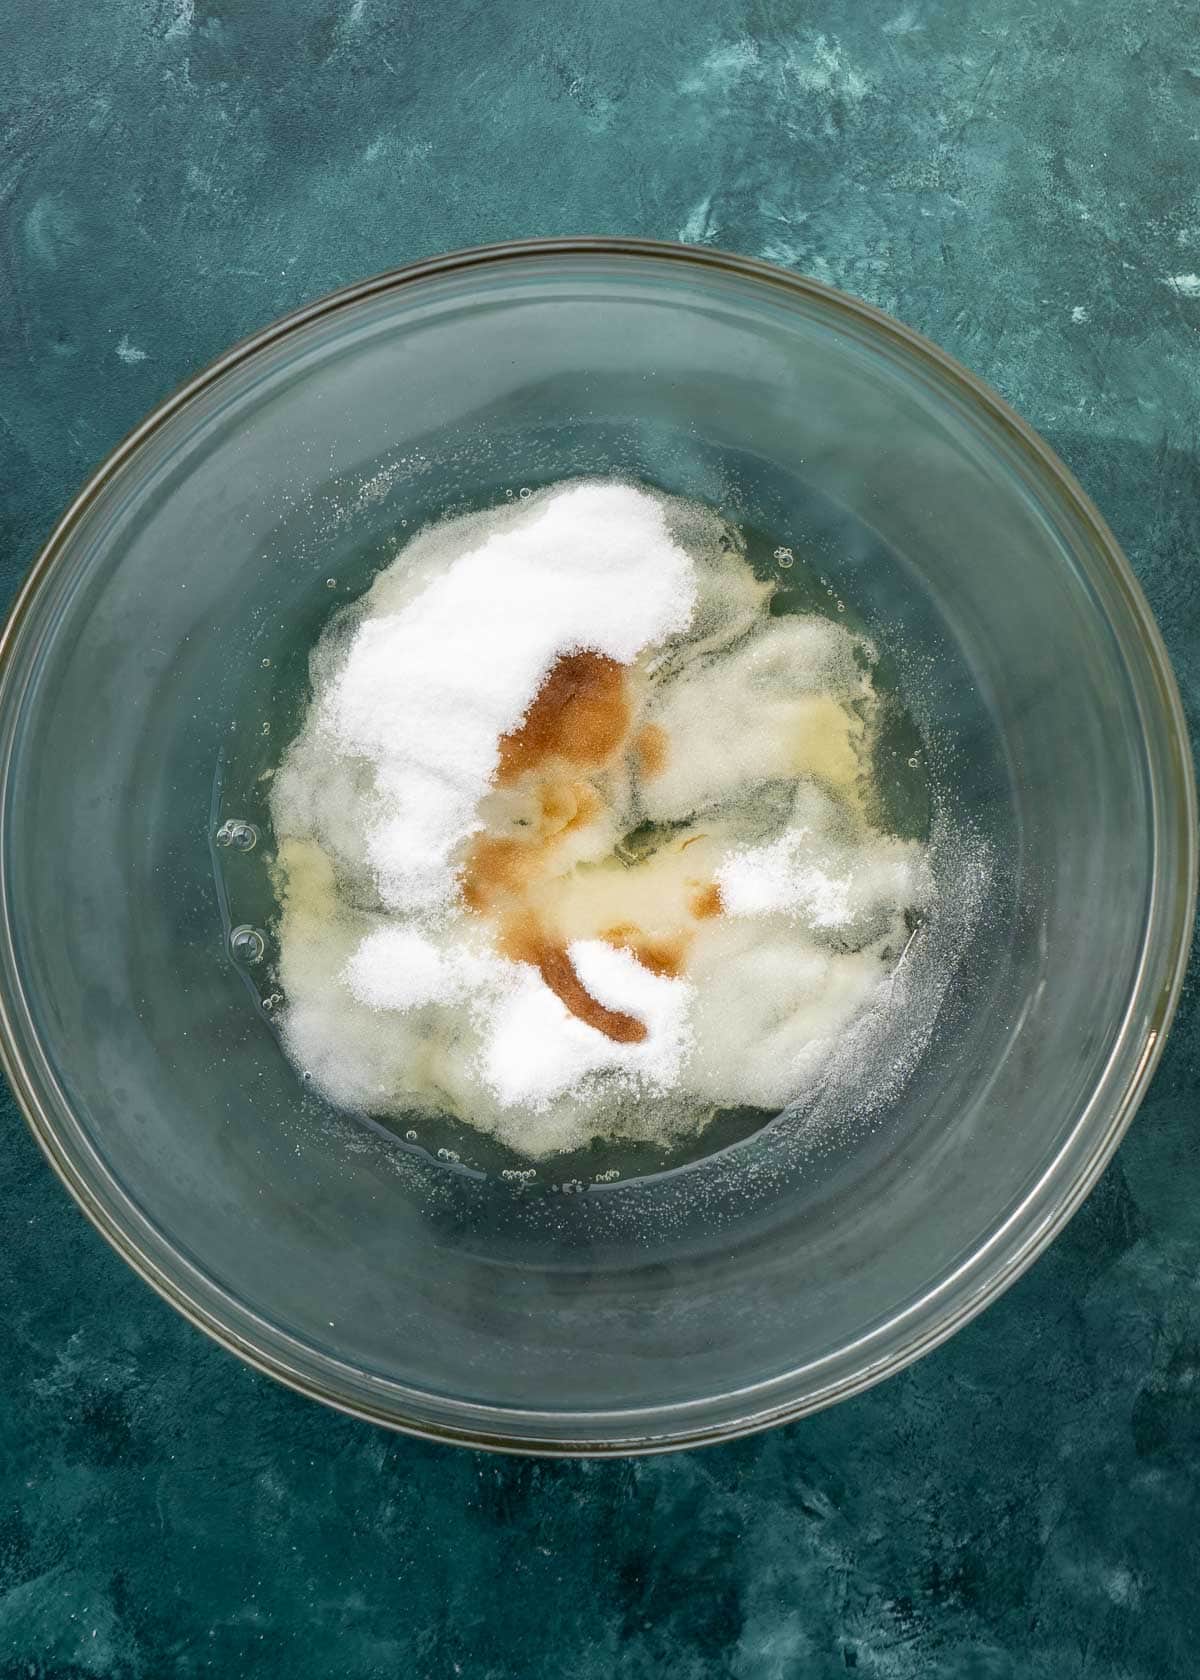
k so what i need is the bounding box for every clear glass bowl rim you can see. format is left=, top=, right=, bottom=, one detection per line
left=0, top=237, right=1194, bottom=1455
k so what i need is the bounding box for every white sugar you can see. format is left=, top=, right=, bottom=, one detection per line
left=717, top=834, right=853, bottom=927
left=716, top=828, right=930, bottom=930
left=479, top=942, right=693, bottom=1113
left=319, top=480, right=697, bottom=913
left=344, top=926, right=456, bottom=1011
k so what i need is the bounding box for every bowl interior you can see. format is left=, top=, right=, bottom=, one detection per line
left=0, top=246, right=1190, bottom=1449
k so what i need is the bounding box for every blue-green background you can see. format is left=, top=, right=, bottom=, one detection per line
left=3, top=1, right=1200, bottom=1673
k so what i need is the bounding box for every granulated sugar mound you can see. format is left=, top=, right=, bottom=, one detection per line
left=269, top=479, right=941, bottom=1159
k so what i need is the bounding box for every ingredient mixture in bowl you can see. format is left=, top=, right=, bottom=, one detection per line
left=269, top=480, right=933, bottom=1157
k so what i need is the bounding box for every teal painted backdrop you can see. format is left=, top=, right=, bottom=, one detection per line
left=2, top=1, right=1199, bottom=1674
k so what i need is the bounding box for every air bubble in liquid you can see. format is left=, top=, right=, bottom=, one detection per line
left=260, top=657, right=272, bottom=669
left=325, top=577, right=337, bottom=589
left=774, top=546, right=794, bottom=569
left=215, top=819, right=258, bottom=852
left=518, top=487, right=532, bottom=500
left=405, top=1129, right=418, bottom=1142
left=230, top=925, right=266, bottom=965
left=907, top=755, right=920, bottom=768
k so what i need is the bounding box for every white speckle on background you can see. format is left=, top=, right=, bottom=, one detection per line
left=115, top=334, right=148, bottom=364
left=789, top=35, right=872, bottom=102
left=165, top=0, right=193, bottom=37
left=1071, top=305, right=1089, bottom=323
left=679, top=195, right=717, bottom=244
left=24, top=194, right=80, bottom=269
left=681, top=32, right=871, bottom=104
left=882, top=7, right=922, bottom=33
left=1164, top=273, right=1200, bottom=298
left=679, top=40, right=760, bottom=95
left=1104, top=1565, right=1141, bottom=1608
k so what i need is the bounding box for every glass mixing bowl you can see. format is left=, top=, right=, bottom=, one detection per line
left=0, top=239, right=1193, bottom=1454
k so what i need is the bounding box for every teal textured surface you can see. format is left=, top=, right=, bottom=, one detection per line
left=2, top=0, right=1199, bottom=1673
